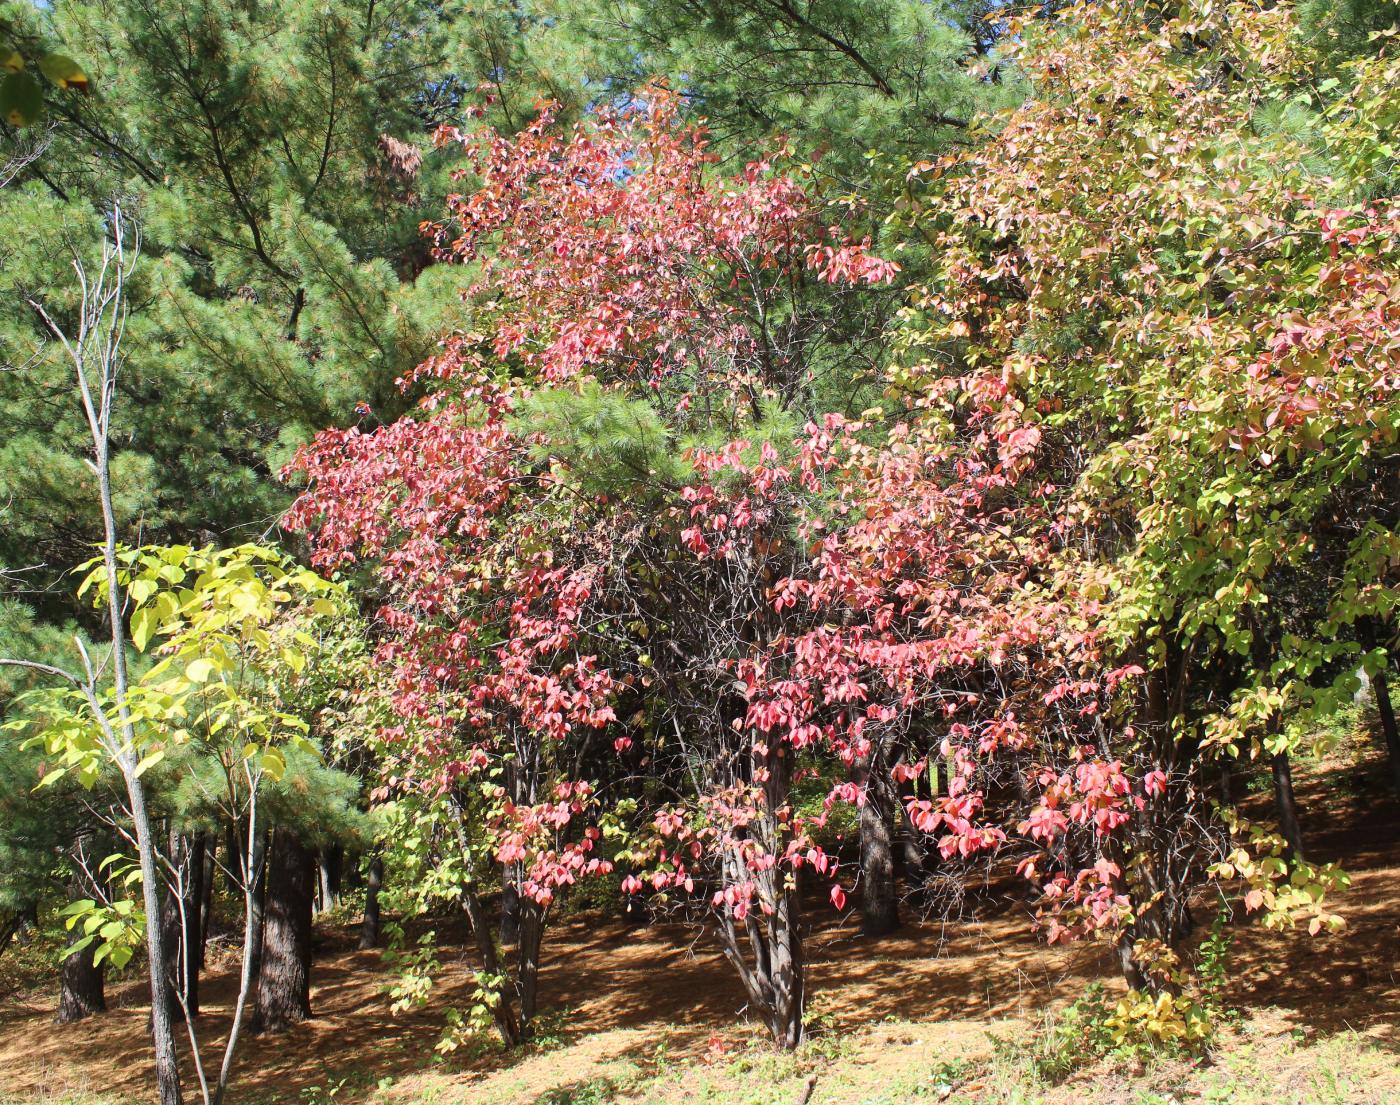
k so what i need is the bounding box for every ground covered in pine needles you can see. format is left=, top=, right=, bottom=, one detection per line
left=2, top=750, right=1397, bottom=1105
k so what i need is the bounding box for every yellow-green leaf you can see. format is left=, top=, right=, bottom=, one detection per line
left=130, top=607, right=156, bottom=652
left=37, top=53, right=89, bottom=92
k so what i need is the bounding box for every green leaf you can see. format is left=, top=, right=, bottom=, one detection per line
left=185, top=657, right=217, bottom=683
left=0, top=70, right=44, bottom=126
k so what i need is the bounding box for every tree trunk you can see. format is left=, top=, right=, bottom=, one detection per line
left=124, top=764, right=184, bottom=1105
left=159, top=831, right=202, bottom=1021
left=252, top=829, right=315, bottom=1033
left=359, top=852, right=383, bottom=951
left=857, top=764, right=900, bottom=937
left=712, top=741, right=806, bottom=1050
left=1116, top=927, right=1147, bottom=991
left=1272, top=751, right=1305, bottom=862
left=517, top=896, right=544, bottom=1030
left=56, top=927, right=106, bottom=1023
left=185, top=835, right=205, bottom=1013
left=462, top=884, right=522, bottom=1047
left=225, top=823, right=241, bottom=894
left=1372, top=669, right=1400, bottom=804
left=160, top=869, right=184, bottom=1024
left=500, top=880, right=522, bottom=945
left=200, top=835, right=217, bottom=966
left=317, top=846, right=342, bottom=913
left=15, top=901, right=38, bottom=946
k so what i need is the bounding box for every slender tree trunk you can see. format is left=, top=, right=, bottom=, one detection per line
left=56, top=925, right=106, bottom=1023
left=124, top=763, right=184, bottom=1105
left=32, top=208, right=182, bottom=1105
left=359, top=852, right=383, bottom=951
left=200, top=836, right=216, bottom=966
left=185, top=835, right=205, bottom=1013
left=317, top=846, right=342, bottom=913
left=712, top=741, right=806, bottom=1050
left=252, top=829, right=315, bottom=1034
left=214, top=819, right=267, bottom=1105
left=462, top=884, right=521, bottom=1047
left=768, top=886, right=805, bottom=1049
left=225, top=823, right=241, bottom=894
left=1116, top=927, right=1147, bottom=991
left=500, top=880, right=522, bottom=945
left=1272, top=751, right=1305, bottom=862
left=160, top=864, right=185, bottom=1024
left=517, top=897, right=544, bottom=1029
left=856, top=764, right=900, bottom=937
left=1372, top=669, right=1400, bottom=803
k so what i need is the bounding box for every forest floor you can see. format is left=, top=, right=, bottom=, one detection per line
left=2, top=748, right=1398, bottom=1105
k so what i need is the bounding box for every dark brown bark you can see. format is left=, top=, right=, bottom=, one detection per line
left=199, top=836, right=217, bottom=966
left=1372, top=669, right=1400, bottom=804
left=500, top=880, right=522, bottom=945
left=856, top=764, right=900, bottom=937
left=56, top=928, right=106, bottom=1023
left=1272, top=751, right=1305, bottom=862
left=517, top=897, right=544, bottom=1028
left=358, top=852, right=383, bottom=951
left=185, top=836, right=205, bottom=1012
left=462, top=884, right=522, bottom=1047
left=1116, top=927, right=1147, bottom=991
left=224, top=823, right=241, bottom=894
left=251, top=829, right=315, bottom=1034
left=158, top=838, right=185, bottom=1024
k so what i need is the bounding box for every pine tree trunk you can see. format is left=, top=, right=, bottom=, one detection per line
left=184, top=835, right=205, bottom=1014
left=56, top=927, right=106, bottom=1023
left=252, top=829, right=315, bottom=1033
left=159, top=835, right=185, bottom=1024
left=857, top=766, right=900, bottom=937
left=359, top=852, right=383, bottom=951
left=1372, top=669, right=1400, bottom=804
left=1272, top=751, right=1305, bottom=862
left=200, top=836, right=217, bottom=966
left=225, top=822, right=242, bottom=894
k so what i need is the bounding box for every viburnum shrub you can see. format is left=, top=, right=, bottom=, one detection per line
left=288, top=91, right=900, bottom=1048
left=877, top=0, right=1393, bottom=982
